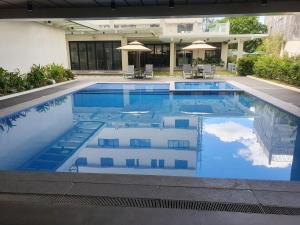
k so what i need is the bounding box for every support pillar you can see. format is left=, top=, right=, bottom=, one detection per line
left=170, top=41, right=175, bottom=76
left=237, top=39, right=244, bottom=59
left=121, top=37, right=128, bottom=71
left=221, top=42, right=228, bottom=69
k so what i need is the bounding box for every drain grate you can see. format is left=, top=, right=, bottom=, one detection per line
left=1, top=193, right=300, bottom=216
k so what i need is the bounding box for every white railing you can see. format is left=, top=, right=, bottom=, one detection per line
left=162, top=22, right=230, bottom=36
left=202, top=22, right=230, bottom=34
left=98, top=23, right=161, bottom=31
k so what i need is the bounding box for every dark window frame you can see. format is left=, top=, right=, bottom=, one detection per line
left=69, top=41, right=121, bottom=70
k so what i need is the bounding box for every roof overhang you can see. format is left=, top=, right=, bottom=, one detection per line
left=159, top=34, right=269, bottom=43
left=0, top=1, right=299, bottom=19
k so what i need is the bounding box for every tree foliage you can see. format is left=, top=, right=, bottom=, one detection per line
left=218, top=16, right=268, bottom=53
left=257, top=35, right=283, bottom=56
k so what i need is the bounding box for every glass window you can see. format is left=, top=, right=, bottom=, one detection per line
left=96, top=42, right=105, bottom=70
left=177, top=24, right=193, bottom=33
left=130, top=139, right=151, bottom=148
left=98, top=138, right=119, bottom=148
left=168, top=140, right=190, bottom=149
left=100, top=157, right=114, bottom=167
left=175, top=119, right=189, bottom=128
left=176, top=43, right=192, bottom=67
left=112, top=42, right=121, bottom=70
left=126, top=159, right=136, bottom=168
left=175, top=160, right=188, bottom=169
left=158, top=159, right=165, bottom=168
left=75, top=157, right=87, bottom=166
left=78, top=42, right=88, bottom=70
left=87, top=42, right=96, bottom=70
left=151, top=159, right=164, bottom=168
left=69, top=41, right=122, bottom=71
left=137, top=44, right=170, bottom=68
left=151, top=159, right=157, bottom=168
left=69, top=42, right=79, bottom=70
left=104, top=42, right=113, bottom=70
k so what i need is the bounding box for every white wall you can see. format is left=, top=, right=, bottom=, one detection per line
left=0, top=21, right=68, bottom=72
left=284, top=41, right=300, bottom=57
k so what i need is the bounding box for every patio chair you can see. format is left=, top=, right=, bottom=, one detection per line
left=123, top=65, right=135, bottom=79
left=211, top=65, right=216, bottom=75
left=203, top=64, right=214, bottom=79
left=143, top=64, right=154, bottom=79
left=182, top=64, right=193, bottom=79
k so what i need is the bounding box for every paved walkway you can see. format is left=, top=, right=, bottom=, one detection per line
left=0, top=75, right=299, bottom=110
left=227, top=76, right=300, bottom=107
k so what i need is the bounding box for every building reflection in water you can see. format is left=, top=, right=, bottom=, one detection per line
left=57, top=86, right=299, bottom=180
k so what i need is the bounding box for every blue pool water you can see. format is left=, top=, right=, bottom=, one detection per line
left=175, top=82, right=239, bottom=90
left=0, top=83, right=299, bottom=181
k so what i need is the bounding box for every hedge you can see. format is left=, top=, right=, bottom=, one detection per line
left=236, top=55, right=300, bottom=87
left=0, top=64, right=74, bottom=95
left=254, top=55, right=300, bottom=87
left=237, top=56, right=258, bottom=76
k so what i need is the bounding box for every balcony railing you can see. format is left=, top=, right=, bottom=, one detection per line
left=162, top=22, right=230, bottom=36
left=97, top=23, right=162, bottom=33
left=202, top=22, right=230, bottom=34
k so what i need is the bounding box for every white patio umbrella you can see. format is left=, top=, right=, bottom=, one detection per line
left=182, top=40, right=216, bottom=51
left=117, top=41, right=151, bottom=71
left=182, top=40, right=216, bottom=65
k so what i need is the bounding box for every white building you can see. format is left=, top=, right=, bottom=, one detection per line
left=0, top=18, right=267, bottom=74
left=265, top=14, right=300, bottom=57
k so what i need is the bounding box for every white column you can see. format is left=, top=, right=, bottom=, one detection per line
left=221, top=42, right=228, bottom=69
left=121, top=37, right=128, bottom=71
left=170, top=41, right=175, bottom=76
left=237, top=39, right=244, bottom=59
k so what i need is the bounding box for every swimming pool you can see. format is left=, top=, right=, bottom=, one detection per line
left=175, top=82, right=240, bottom=91
left=0, top=83, right=299, bottom=181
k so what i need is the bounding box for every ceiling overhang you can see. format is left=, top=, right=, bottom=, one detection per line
left=0, top=1, right=299, bottom=19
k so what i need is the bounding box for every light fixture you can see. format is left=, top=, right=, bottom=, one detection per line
left=27, top=1, right=33, bottom=11
left=111, top=0, right=116, bottom=10
left=169, top=0, right=174, bottom=8
left=261, top=0, right=268, bottom=6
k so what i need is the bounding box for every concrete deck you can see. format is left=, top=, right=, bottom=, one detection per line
left=0, top=76, right=300, bottom=225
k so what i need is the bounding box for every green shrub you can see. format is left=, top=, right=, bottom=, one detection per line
left=65, top=69, right=75, bottom=80
left=237, top=56, right=257, bottom=76
left=0, top=64, right=74, bottom=95
left=0, top=67, right=9, bottom=94
left=254, top=55, right=300, bottom=86
left=7, top=70, right=26, bottom=93
left=0, top=68, right=26, bottom=94
left=26, top=64, right=49, bottom=88
left=46, top=63, right=67, bottom=82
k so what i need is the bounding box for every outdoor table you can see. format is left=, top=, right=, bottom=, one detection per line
left=134, top=68, right=144, bottom=79
left=192, top=65, right=204, bottom=78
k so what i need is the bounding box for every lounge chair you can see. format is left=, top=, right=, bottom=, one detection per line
left=203, top=64, right=214, bottom=79
left=143, top=64, right=154, bottom=79
left=182, top=64, right=193, bottom=79
left=123, top=65, right=135, bottom=79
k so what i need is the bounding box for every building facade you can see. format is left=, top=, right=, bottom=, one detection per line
left=59, top=18, right=267, bottom=75
left=265, top=14, right=300, bottom=57
left=0, top=18, right=267, bottom=74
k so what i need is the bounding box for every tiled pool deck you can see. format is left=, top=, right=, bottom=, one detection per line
left=0, top=75, right=300, bottom=225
